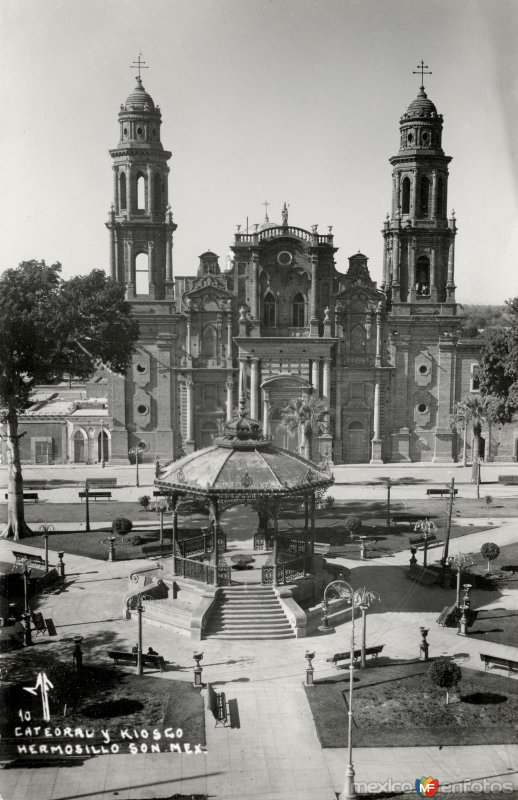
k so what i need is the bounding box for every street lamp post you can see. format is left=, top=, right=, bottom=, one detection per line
left=413, top=518, right=437, bottom=569
left=129, top=446, right=143, bottom=487
left=81, top=479, right=91, bottom=532
left=448, top=552, right=474, bottom=607
left=23, top=561, right=32, bottom=615
left=323, top=579, right=361, bottom=800
left=99, top=419, right=105, bottom=469
left=355, top=587, right=381, bottom=669
left=136, top=596, right=144, bottom=676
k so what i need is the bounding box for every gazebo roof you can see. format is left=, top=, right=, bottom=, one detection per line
left=155, top=409, right=333, bottom=499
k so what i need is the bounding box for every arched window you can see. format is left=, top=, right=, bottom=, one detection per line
left=263, top=292, right=276, bottom=327
left=202, top=325, right=216, bottom=359
left=419, top=176, right=430, bottom=217
left=154, top=173, right=162, bottom=212
left=292, top=293, right=305, bottom=327
left=119, top=172, right=127, bottom=210
left=436, top=175, right=444, bottom=216
left=135, top=252, right=149, bottom=295
left=401, top=177, right=410, bottom=214
left=415, top=255, right=430, bottom=296
left=136, top=172, right=146, bottom=211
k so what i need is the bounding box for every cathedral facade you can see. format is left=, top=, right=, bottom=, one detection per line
left=8, top=74, right=518, bottom=466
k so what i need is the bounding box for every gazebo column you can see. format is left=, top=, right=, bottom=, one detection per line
left=210, top=497, right=220, bottom=586
left=272, top=503, right=279, bottom=586
left=170, top=492, right=179, bottom=597
left=310, top=492, right=316, bottom=555
left=304, top=496, right=310, bottom=555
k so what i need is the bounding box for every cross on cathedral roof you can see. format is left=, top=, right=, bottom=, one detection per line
left=131, top=52, right=149, bottom=83
left=413, top=60, right=432, bottom=91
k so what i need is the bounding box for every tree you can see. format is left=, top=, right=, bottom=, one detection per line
left=480, top=542, right=500, bottom=573
left=453, top=395, right=494, bottom=481
left=479, top=306, right=518, bottom=423
left=343, top=515, right=362, bottom=540
left=280, top=396, right=329, bottom=460
left=0, top=261, right=139, bottom=540
left=428, top=658, right=462, bottom=705
left=112, top=517, right=133, bottom=537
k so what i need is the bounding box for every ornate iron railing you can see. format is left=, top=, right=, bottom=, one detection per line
left=253, top=529, right=274, bottom=550
left=172, top=556, right=231, bottom=586
left=261, top=556, right=310, bottom=585
left=279, top=537, right=307, bottom=557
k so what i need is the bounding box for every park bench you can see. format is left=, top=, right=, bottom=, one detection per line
left=78, top=490, right=112, bottom=501
left=391, top=517, right=422, bottom=529
left=31, top=611, right=47, bottom=635
left=4, top=492, right=39, bottom=502
left=89, top=478, right=117, bottom=488
left=207, top=683, right=228, bottom=726
left=326, top=645, right=384, bottom=668
left=498, top=475, right=518, bottom=485
left=409, top=532, right=441, bottom=548
left=501, top=565, right=518, bottom=576
left=12, top=551, right=46, bottom=568
left=107, top=650, right=166, bottom=672
left=426, top=488, right=458, bottom=498
left=480, top=653, right=518, bottom=676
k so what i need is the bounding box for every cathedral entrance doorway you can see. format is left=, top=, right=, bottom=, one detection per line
left=73, top=430, right=86, bottom=463
left=345, top=421, right=368, bottom=463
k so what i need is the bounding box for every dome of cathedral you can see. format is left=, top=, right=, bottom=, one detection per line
left=402, top=88, right=438, bottom=119
left=124, top=78, right=156, bottom=111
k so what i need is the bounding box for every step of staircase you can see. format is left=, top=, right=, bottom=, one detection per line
left=203, top=585, right=295, bottom=640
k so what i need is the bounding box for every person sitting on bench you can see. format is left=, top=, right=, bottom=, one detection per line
left=131, top=643, right=138, bottom=654
left=147, top=646, right=159, bottom=656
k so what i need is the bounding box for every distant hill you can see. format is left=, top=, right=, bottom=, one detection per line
left=458, top=304, right=507, bottom=336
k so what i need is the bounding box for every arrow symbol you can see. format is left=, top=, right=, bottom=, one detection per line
left=23, top=672, right=54, bottom=721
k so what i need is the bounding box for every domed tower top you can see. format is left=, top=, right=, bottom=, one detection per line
left=397, top=62, right=445, bottom=155
left=116, top=55, right=164, bottom=149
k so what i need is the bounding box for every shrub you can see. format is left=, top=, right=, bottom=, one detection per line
left=125, top=534, right=143, bottom=547
left=480, top=542, right=500, bottom=572
left=343, top=515, right=362, bottom=539
left=428, top=658, right=462, bottom=705
left=138, top=495, right=151, bottom=509
left=325, top=496, right=335, bottom=507
left=485, top=495, right=493, bottom=509
left=112, top=517, right=133, bottom=537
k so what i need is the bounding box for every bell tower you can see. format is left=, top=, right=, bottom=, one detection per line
left=382, top=63, right=457, bottom=306
left=106, top=56, right=176, bottom=299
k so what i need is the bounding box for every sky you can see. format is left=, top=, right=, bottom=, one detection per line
left=2, top=0, right=518, bottom=305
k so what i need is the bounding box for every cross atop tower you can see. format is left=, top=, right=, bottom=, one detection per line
left=131, top=52, right=149, bottom=82
left=413, top=60, right=432, bottom=90
left=263, top=200, right=270, bottom=222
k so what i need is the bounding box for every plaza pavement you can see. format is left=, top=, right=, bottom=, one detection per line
left=0, top=463, right=517, bottom=799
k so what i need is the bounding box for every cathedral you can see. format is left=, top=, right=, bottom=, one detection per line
left=9, top=70, right=518, bottom=466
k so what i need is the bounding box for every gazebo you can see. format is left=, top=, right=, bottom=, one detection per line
left=154, top=405, right=334, bottom=589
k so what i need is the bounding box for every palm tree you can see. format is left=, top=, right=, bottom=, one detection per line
left=280, top=396, right=329, bottom=461
left=454, top=395, right=493, bottom=482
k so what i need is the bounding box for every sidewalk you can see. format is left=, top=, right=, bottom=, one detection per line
left=1, top=517, right=518, bottom=798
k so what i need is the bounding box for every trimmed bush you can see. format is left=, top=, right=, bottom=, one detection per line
left=112, top=517, right=133, bottom=537
left=125, top=534, right=143, bottom=547
left=428, top=658, right=462, bottom=705
left=138, top=495, right=151, bottom=509
left=325, top=496, right=335, bottom=508
left=480, top=542, right=500, bottom=572
left=343, top=515, right=362, bottom=540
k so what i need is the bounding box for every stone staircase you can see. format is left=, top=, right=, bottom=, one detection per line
left=203, top=585, right=296, bottom=640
